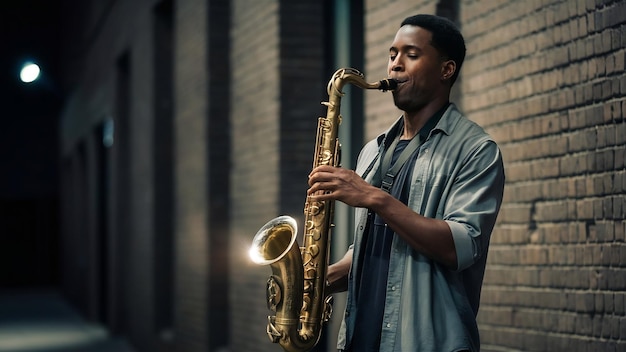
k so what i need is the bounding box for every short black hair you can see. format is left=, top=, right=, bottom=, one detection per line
left=401, top=14, right=466, bottom=85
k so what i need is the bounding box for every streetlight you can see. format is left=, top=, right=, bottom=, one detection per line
left=20, top=62, right=41, bottom=83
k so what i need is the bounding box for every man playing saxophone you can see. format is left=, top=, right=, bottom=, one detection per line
left=307, top=14, right=505, bottom=352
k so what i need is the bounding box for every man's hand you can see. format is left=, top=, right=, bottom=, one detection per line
left=307, top=165, right=379, bottom=208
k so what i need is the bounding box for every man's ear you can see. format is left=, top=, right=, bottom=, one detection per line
left=441, top=60, right=456, bottom=81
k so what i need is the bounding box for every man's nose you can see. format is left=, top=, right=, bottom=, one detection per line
left=390, top=58, right=403, bottom=71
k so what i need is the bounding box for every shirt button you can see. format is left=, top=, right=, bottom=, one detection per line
left=386, top=323, right=391, bottom=328
left=391, top=286, right=396, bottom=291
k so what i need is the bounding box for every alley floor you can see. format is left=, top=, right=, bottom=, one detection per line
left=0, top=290, right=134, bottom=352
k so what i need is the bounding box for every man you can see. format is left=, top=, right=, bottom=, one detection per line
left=307, top=14, right=505, bottom=352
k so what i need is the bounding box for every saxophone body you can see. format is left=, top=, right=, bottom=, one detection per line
left=249, top=68, right=396, bottom=352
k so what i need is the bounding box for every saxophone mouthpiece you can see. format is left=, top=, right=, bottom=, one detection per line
left=378, top=79, right=398, bottom=91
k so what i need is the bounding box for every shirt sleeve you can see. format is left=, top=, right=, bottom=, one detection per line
left=443, top=139, right=505, bottom=271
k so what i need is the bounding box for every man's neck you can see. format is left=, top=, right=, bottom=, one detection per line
left=401, top=98, right=449, bottom=140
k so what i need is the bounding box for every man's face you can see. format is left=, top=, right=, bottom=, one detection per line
left=387, top=25, right=447, bottom=113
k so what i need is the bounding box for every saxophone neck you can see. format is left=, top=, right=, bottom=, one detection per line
left=328, top=68, right=398, bottom=96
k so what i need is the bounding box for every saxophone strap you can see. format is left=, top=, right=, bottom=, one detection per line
left=378, top=132, right=422, bottom=193
left=359, top=120, right=419, bottom=189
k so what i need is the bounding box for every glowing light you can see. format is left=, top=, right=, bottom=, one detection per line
left=20, top=63, right=41, bottom=83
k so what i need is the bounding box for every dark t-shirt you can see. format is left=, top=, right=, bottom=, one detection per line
left=350, top=139, right=415, bottom=352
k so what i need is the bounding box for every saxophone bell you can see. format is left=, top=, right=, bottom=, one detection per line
left=249, top=216, right=298, bottom=266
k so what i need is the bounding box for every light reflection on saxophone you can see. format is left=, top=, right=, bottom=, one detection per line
left=249, top=68, right=397, bottom=352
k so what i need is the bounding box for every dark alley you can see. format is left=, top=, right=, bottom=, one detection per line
left=0, top=290, right=133, bottom=352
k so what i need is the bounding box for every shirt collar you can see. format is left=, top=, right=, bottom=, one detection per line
left=377, top=102, right=452, bottom=147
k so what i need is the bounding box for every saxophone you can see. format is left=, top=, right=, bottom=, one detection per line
left=249, top=68, right=397, bottom=352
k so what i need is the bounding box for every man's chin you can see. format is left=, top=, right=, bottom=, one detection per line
left=392, top=96, right=413, bottom=111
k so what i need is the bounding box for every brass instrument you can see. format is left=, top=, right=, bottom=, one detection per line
left=249, top=68, right=397, bottom=352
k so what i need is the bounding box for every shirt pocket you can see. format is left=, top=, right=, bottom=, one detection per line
left=420, top=173, right=449, bottom=218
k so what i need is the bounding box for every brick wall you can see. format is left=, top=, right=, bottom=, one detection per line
left=173, top=0, right=210, bottom=350
left=173, top=0, right=232, bottom=350
left=459, top=0, right=626, bottom=351
left=229, top=1, right=281, bottom=351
